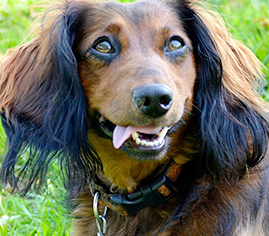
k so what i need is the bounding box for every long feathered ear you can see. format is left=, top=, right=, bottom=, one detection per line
left=0, top=1, right=101, bottom=194
left=174, top=0, right=269, bottom=179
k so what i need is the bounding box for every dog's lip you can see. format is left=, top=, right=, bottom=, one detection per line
left=98, top=115, right=116, bottom=138
left=97, top=115, right=172, bottom=150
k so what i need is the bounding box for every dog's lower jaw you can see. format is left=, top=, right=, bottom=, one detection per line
left=119, top=137, right=170, bottom=162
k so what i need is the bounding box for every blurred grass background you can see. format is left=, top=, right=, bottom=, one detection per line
left=0, top=0, right=269, bottom=235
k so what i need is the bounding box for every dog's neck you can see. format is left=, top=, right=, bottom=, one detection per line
left=89, top=160, right=182, bottom=216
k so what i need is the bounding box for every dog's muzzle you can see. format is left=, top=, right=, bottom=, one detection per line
left=96, top=84, right=177, bottom=160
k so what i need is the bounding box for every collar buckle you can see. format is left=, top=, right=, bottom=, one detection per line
left=110, top=173, right=176, bottom=216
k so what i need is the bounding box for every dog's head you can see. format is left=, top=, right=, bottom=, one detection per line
left=81, top=1, right=195, bottom=158
left=0, top=0, right=268, bottom=193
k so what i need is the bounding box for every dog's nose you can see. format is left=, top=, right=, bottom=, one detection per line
left=132, top=84, right=173, bottom=118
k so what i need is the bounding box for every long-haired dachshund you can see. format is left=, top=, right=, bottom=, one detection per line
left=1, top=0, right=269, bottom=235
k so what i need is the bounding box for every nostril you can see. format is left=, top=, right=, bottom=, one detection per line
left=160, top=94, right=172, bottom=107
left=134, top=97, right=150, bottom=108
left=144, top=97, right=151, bottom=107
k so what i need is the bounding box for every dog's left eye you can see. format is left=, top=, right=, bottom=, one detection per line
left=168, top=38, right=183, bottom=51
left=164, top=36, right=186, bottom=58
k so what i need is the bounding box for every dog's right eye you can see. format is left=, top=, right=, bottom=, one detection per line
left=92, top=37, right=116, bottom=55
left=94, top=40, right=113, bottom=54
left=87, top=36, right=119, bottom=62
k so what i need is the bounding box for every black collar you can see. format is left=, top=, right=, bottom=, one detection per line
left=90, top=161, right=182, bottom=216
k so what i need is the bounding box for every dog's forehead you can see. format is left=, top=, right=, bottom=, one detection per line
left=104, top=0, right=174, bottom=20
left=89, top=0, right=183, bottom=31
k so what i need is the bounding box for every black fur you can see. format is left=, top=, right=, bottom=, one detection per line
left=0, top=3, right=101, bottom=195
left=174, top=0, right=269, bottom=180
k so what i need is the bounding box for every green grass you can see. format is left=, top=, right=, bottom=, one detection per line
left=211, top=0, right=269, bottom=67
left=0, top=186, right=72, bottom=235
left=208, top=0, right=269, bottom=98
left=0, top=0, right=39, bottom=53
left=0, top=0, right=269, bottom=235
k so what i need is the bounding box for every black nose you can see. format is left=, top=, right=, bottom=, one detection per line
left=132, top=84, right=173, bottom=118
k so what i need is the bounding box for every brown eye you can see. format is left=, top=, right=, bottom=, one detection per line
left=95, top=40, right=112, bottom=53
left=168, top=39, right=183, bottom=51
left=89, top=36, right=118, bottom=61
left=164, top=36, right=186, bottom=59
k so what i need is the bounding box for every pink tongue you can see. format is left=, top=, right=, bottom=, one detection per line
left=113, top=125, right=162, bottom=149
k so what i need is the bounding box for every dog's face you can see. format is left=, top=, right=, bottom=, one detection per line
left=77, top=1, right=196, bottom=165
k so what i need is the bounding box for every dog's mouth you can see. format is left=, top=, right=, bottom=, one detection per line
left=97, top=115, right=172, bottom=159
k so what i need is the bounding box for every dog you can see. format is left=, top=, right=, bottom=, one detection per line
left=1, top=0, right=269, bottom=235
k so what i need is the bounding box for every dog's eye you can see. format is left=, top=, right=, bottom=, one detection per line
left=164, top=36, right=186, bottom=58
left=94, top=40, right=113, bottom=54
left=168, top=38, right=183, bottom=51
left=88, top=36, right=118, bottom=62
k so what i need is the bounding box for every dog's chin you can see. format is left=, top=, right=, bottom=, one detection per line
left=119, top=137, right=170, bottom=161
left=96, top=114, right=179, bottom=161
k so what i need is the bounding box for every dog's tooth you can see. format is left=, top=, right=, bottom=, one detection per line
left=136, top=138, right=141, bottom=145
left=149, top=141, right=156, bottom=147
left=131, top=128, right=168, bottom=147
left=154, top=140, right=160, bottom=146
left=146, top=142, right=151, bottom=147
left=158, top=127, right=169, bottom=139
left=132, top=132, right=139, bottom=140
left=98, top=116, right=106, bottom=123
left=141, top=140, right=147, bottom=146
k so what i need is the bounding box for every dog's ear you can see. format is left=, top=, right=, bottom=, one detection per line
left=0, top=1, right=101, bottom=194
left=174, top=1, right=269, bottom=179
